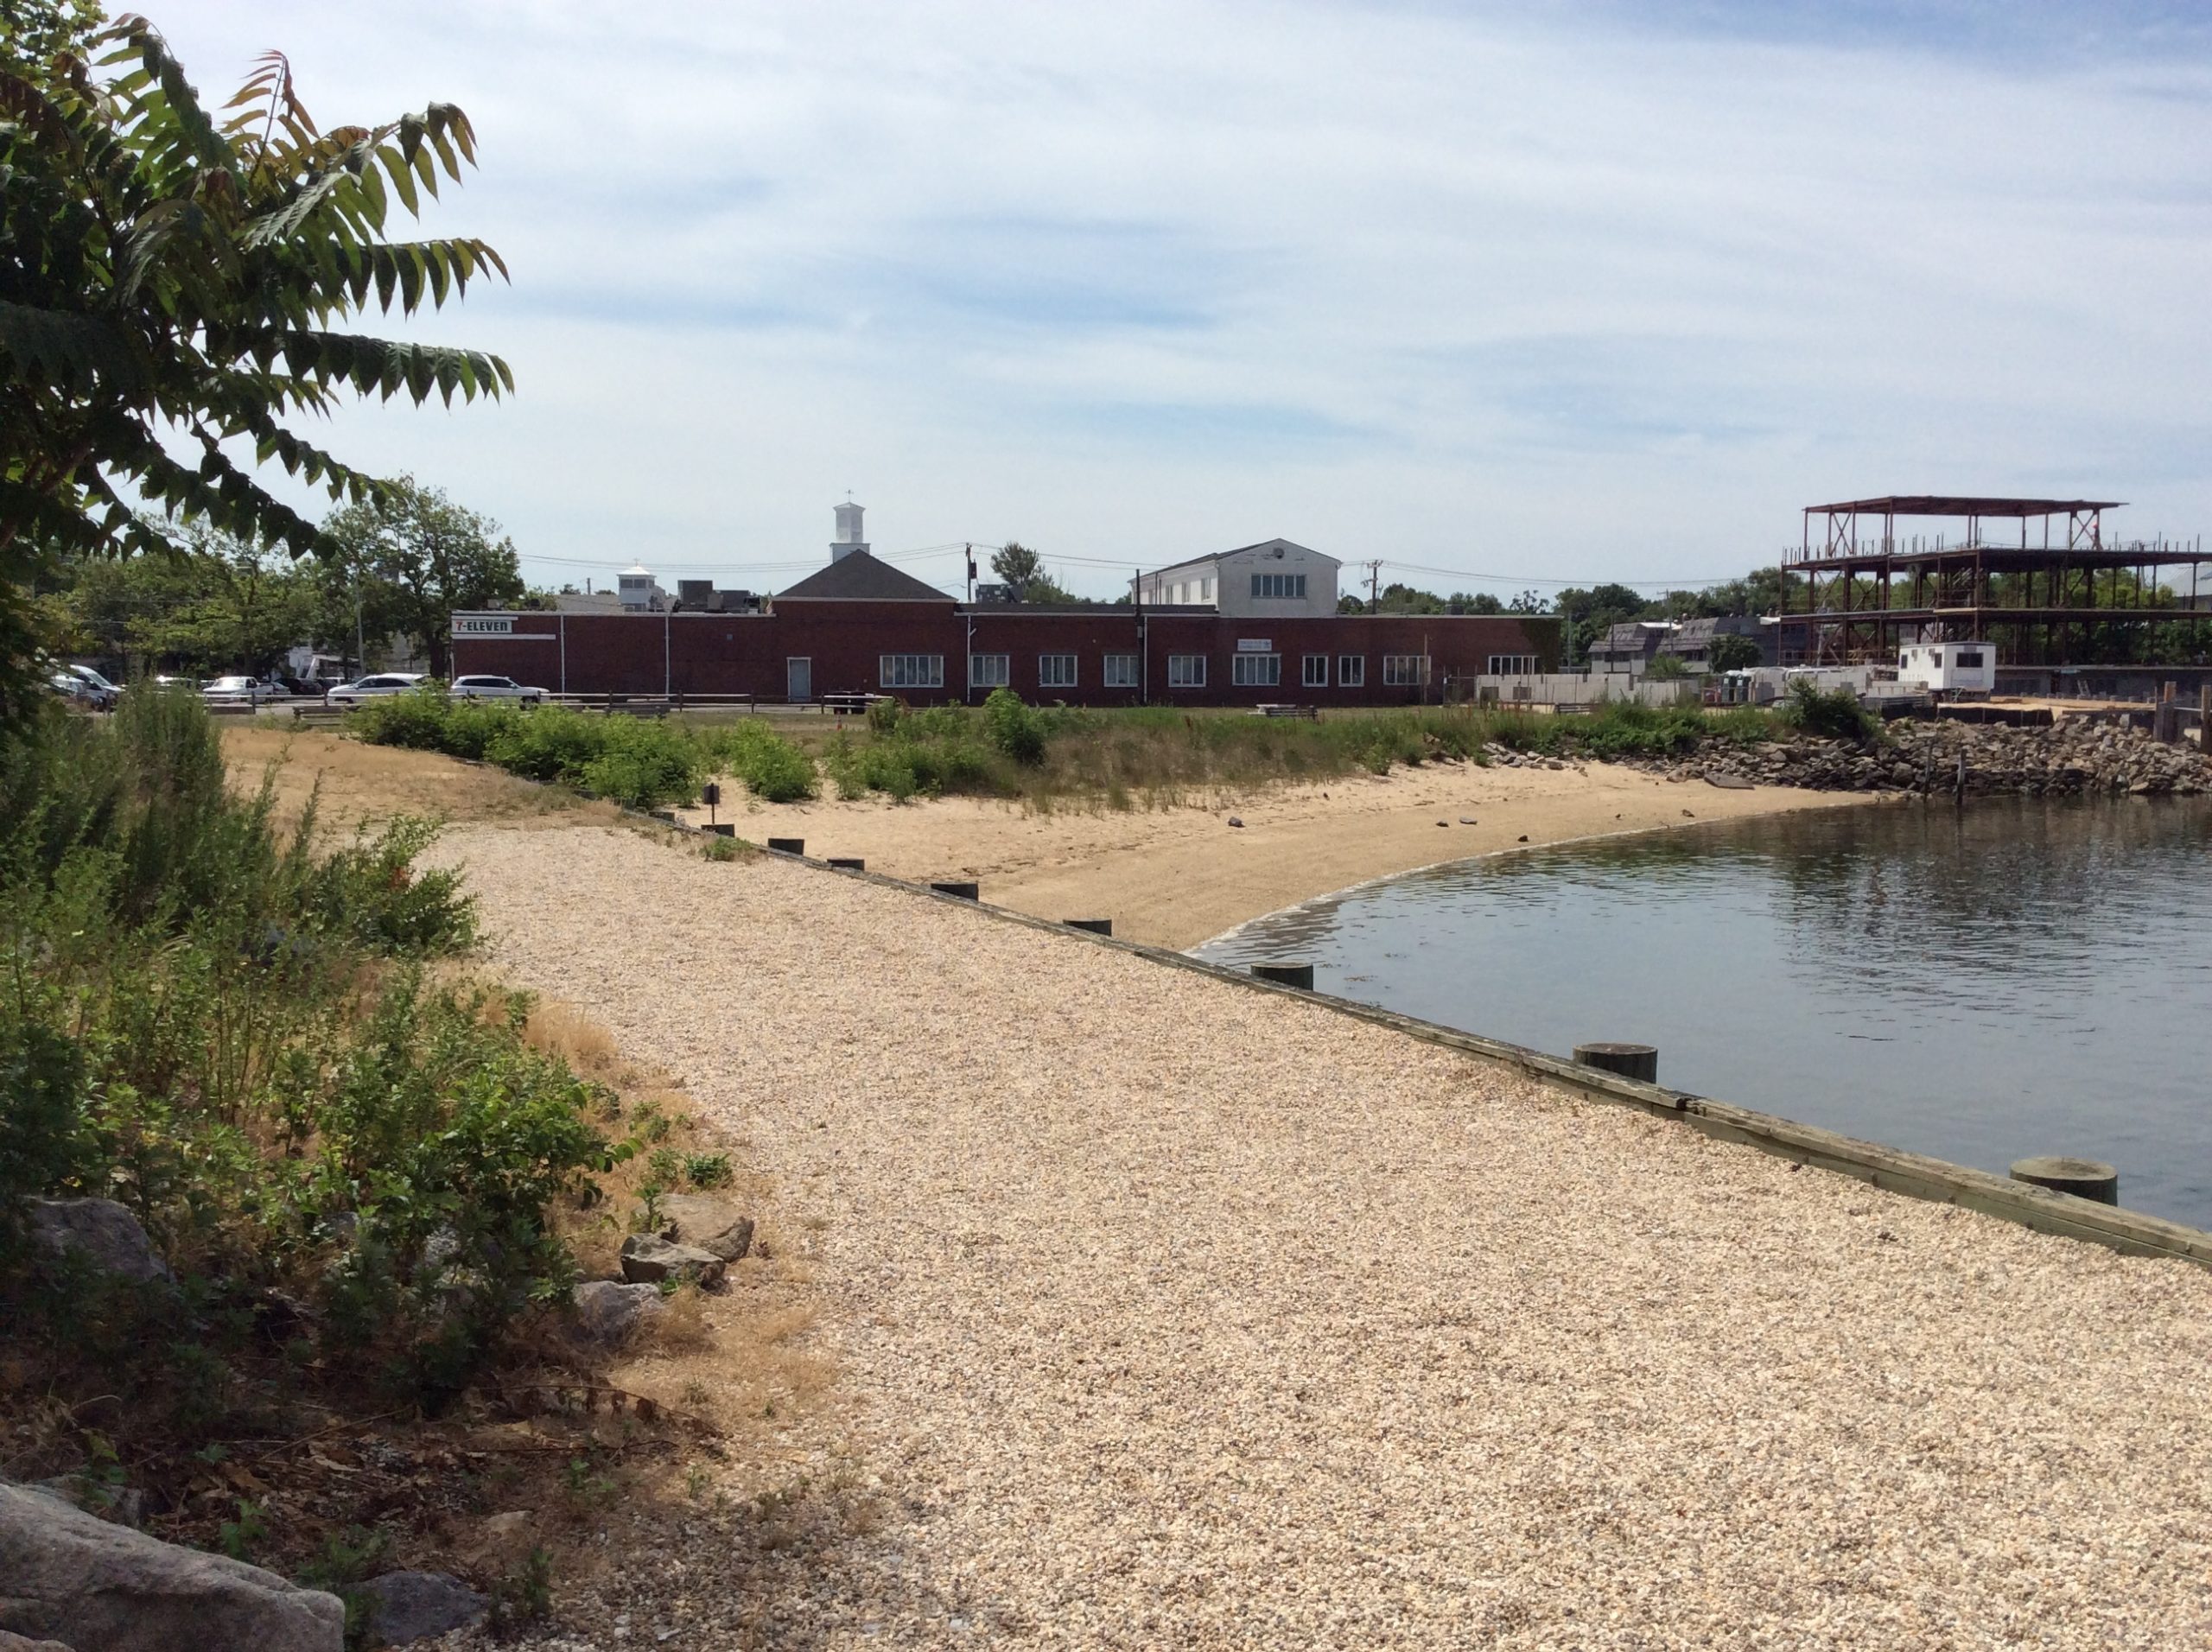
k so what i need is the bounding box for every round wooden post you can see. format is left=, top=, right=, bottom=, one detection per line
left=931, top=880, right=980, bottom=900
left=1574, top=1042, right=1658, bottom=1083
left=827, top=856, right=865, bottom=870
left=2010, top=1156, right=2119, bottom=1205
left=766, top=837, right=805, bottom=855
left=1064, top=918, right=1113, bottom=936
left=1250, top=962, right=1314, bottom=989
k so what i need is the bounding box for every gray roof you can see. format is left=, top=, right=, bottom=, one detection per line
left=1591, top=622, right=1664, bottom=654
left=1147, top=538, right=1339, bottom=579
left=553, top=591, right=626, bottom=613
left=776, top=553, right=954, bottom=603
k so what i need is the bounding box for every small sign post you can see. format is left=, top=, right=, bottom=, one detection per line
left=702, top=780, right=720, bottom=829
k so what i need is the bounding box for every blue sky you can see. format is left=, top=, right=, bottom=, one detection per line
left=162, top=1, right=2212, bottom=600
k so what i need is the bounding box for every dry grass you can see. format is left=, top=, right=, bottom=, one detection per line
left=219, top=725, right=617, bottom=837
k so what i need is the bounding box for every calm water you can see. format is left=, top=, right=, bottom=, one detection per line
left=1197, top=800, right=2212, bottom=1229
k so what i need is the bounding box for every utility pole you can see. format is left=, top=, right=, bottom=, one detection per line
left=1363, top=559, right=1382, bottom=611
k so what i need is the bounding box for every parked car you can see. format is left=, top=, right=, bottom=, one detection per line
left=200, top=675, right=294, bottom=708
left=63, top=664, right=119, bottom=710
left=323, top=672, right=427, bottom=706
left=47, top=670, right=109, bottom=710
left=448, top=674, right=547, bottom=704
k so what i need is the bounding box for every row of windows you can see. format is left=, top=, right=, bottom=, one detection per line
left=1487, top=654, right=1541, bottom=676
left=1250, top=573, right=1307, bottom=600
left=885, top=653, right=1430, bottom=690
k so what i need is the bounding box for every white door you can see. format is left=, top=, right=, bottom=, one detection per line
left=786, top=658, right=811, bottom=702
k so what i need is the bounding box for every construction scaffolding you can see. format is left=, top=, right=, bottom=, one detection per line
left=1777, top=496, right=2212, bottom=668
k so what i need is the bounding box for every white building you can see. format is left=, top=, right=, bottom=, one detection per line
left=1134, top=538, right=1340, bottom=619
left=831, top=500, right=870, bottom=562
left=617, top=564, right=665, bottom=612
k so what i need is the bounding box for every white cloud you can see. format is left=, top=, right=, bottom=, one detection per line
left=156, top=0, right=2212, bottom=594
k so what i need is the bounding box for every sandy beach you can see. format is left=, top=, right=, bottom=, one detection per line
left=675, top=759, right=1872, bottom=948
left=429, top=823, right=2212, bottom=1649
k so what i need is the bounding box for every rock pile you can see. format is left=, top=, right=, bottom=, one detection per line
left=1634, top=718, right=2212, bottom=797
left=569, top=1192, right=753, bottom=1344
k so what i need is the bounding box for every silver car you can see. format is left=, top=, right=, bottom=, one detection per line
left=449, top=674, right=547, bottom=704
left=200, top=675, right=293, bottom=708
left=323, top=673, right=428, bottom=706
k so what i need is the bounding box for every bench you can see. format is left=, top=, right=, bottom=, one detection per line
left=1251, top=703, right=1318, bottom=720
left=823, top=692, right=890, bottom=716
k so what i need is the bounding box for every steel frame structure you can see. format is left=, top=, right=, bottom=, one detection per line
left=1778, top=497, right=2209, bottom=668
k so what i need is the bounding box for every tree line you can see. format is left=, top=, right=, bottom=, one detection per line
left=33, top=477, right=524, bottom=682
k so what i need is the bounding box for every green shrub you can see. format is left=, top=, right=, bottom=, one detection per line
left=305, top=976, right=622, bottom=1400
left=346, top=683, right=455, bottom=752
left=683, top=1152, right=734, bottom=1190
left=1782, top=681, right=1881, bottom=742
left=982, top=688, right=1046, bottom=766
left=714, top=721, right=817, bottom=804
left=481, top=704, right=609, bottom=786
left=577, top=719, right=703, bottom=810
left=439, top=699, right=519, bottom=762
left=0, top=694, right=614, bottom=1413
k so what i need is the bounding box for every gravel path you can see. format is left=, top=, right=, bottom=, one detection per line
left=438, top=825, right=2212, bottom=1649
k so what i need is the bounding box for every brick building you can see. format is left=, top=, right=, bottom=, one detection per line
left=451, top=517, right=1558, bottom=707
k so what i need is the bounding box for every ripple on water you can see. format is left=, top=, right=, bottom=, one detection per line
left=1197, top=797, right=2212, bottom=1229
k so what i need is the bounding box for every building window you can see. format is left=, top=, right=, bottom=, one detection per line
left=1202, top=577, right=1215, bottom=600
left=1232, top=652, right=1281, bottom=687
left=880, top=654, right=944, bottom=689
left=1338, top=655, right=1365, bottom=687
left=1383, top=654, right=1428, bottom=687
left=1038, top=653, right=1077, bottom=689
left=1167, top=653, right=1207, bottom=688
left=1103, top=652, right=1138, bottom=688
left=1486, top=654, right=1539, bottom=676
left=1301, top=653, right=1328, bottom=688
left=970, top=653, right=1009, bottom=688
left=1249, top=573, right=1306, bottom=600
left=1955, top=650, right=1984, bottom=668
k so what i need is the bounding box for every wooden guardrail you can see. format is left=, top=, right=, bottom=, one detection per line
left=715, top=835, right=2212, bottom=1272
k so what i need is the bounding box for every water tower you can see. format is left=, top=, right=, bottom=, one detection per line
left=831, top=499, right=869, bottom=562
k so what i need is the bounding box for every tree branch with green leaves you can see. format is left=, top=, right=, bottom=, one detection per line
left=0, top=10, right=512, bottom=728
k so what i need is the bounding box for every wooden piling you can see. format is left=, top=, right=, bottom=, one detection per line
left=2010, top=1156, right=2119, bottom=1205
left=766, top=837, right=805, bottom=855
left=827, top=856, right=865, bottom=870
left=1250, top=962, right=1314, bottom=989
left=1064, top=918, right=1113, bottom=936
left=931, top=880, right=980, bottom=900
left=1574, top=1042, right=1659, bottom=1083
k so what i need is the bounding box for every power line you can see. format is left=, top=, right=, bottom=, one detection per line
left=1379, top=559, right=1757, bottom=589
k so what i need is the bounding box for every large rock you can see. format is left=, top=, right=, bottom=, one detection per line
left=570, top=1280, right=666, bottom=1345
left=25, top=1199, right=169, bottom=1286
left=0, top=1630, right=76, bottom=1650
left=357, top=1571, right=489, bottom=1646
left=617, top=1233, right=724, bottom=1288
left=658, top=1195, right=754, bottom=1261
left=0, top=1483, right=343, bottom=1651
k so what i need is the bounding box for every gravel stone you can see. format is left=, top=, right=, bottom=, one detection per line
left=434, top=824, right=2212, bottom=1649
